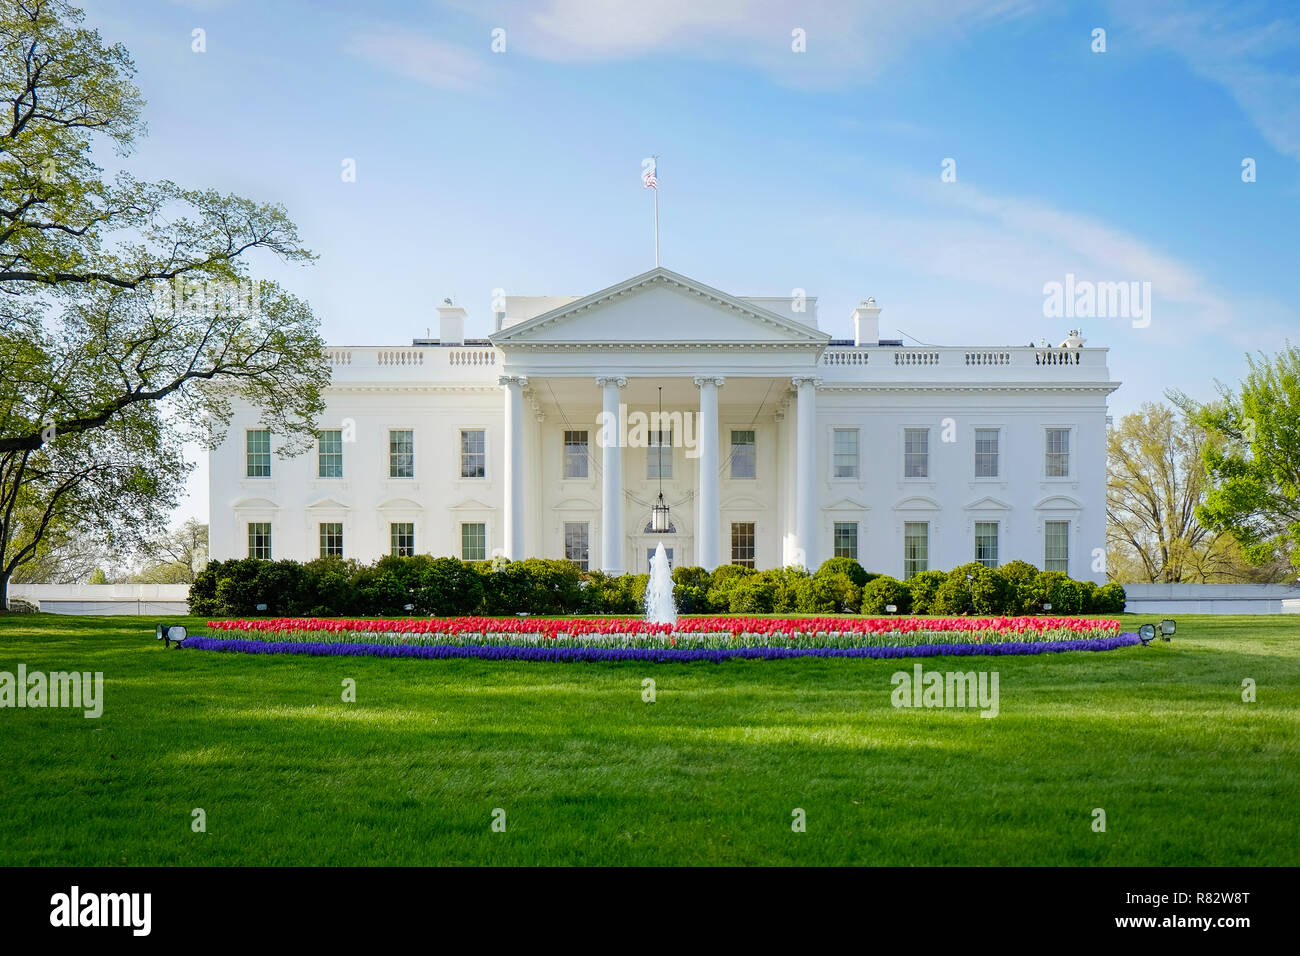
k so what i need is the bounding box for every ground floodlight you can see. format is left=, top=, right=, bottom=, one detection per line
left=1042, top=602, right=1053, bottom=612
left=155, top=623, right=188, bottom=648
left=1138, top=623, right=1156, bottom=645
left=256, top=603, right=268, bottom=612
left=404, top=603, right=415, bottom=612
left=885, top=604, right=898, bottom=614
left=1159, top=619, right=1176, bottom=640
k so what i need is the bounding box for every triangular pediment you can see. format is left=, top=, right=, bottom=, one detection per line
left=490, top=268, right=829, bottom=348
left=963, top=496, right=1012, bottom=512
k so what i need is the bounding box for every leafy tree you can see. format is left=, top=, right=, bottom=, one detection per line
left=1106, top=402, right=1274, bottom=583
left=131, top=519, right=207, bottom=584
left=1174, top=346, right=1300, bottom=576
left=0, top=2, right=327, bottom=608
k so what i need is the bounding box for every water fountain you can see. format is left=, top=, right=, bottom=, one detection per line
left=644, top=541, right=677, bottom=626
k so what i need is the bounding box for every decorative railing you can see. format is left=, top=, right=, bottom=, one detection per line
left=377, top=350, right=424, bottom=366
left=1035, top=350, right=1081, bottom=365
left=326, top=349, right=352, bottom=365
left=821, top=349, right=869, bottom=366
left=894, top=350, right=941, bottom=365
left=448, top=349, right=498, bottom=366
left=964, top=351, right=1011, bottom=365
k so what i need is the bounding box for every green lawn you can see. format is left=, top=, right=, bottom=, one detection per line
left=0, top=612, right=1296, bottom=865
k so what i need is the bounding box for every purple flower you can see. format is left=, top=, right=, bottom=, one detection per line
left=180, top=632, right=1142, bottom=662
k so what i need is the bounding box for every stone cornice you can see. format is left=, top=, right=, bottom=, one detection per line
left=815, top=381, right=1121, bottom=394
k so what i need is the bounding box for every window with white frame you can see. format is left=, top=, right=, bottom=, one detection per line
left=390, top=522, right=414, bottom=557
left=833, top=428, right=859, bottom=479
left=903, top=521, right=928, bottom=577
left=246, top=429, right=271, bottom=477
left=248, top=522, right=271, bottom=559
left=646, top=547, right=674, bottom=569
left=1044, top=520, right=1069, bottom=572
left=974, top=521, right=999, bottom=568
left=648, top=428, right=672, bottom=479
left=461, top=522, right=486, bottom=561
left=460, top=429, right=485, bottom=478
left=730, top=430, right=756, bottom=479
left=1045, top=428, right=1071, bottom=478
left=730, top=522, right=755, bottom=568
left=317, top=429, right=343, bottom=478
left=904, top=428, right=929, bottom=478
left=563, top=430, right=588, bottom=479
left=833, top=521, right=858, bottom=559
left=319, top=522, right=343, bottom=558
left=974, top=428, right=999, bottom=478
left=564, top=521, right=589, bottom=571
left=389, top=429, right=414, bottom=478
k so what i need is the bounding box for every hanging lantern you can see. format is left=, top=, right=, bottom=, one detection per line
left=650, top=385, right=671, bottom=533
left=652, top=491, right=671, bottom=533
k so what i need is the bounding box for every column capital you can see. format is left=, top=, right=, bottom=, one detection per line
left=498, top=374, right=528, bottom=388
left=790, top=375, right=822, bottom=389
left=692, top=375, right=726, bottom=389
left=595, top=375, right=628, bottom=388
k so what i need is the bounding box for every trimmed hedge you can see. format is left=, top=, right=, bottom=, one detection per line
left=190, top=554, right=1125, bottom=618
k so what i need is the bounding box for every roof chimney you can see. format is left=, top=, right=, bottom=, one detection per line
left=438, top=297, right=466, bottom=345
left=851, top=298, right=881, bottom=346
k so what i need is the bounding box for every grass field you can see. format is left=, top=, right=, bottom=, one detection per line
left=0, top=612, right=1296, bottom=866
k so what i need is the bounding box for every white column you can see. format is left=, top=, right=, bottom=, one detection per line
left=694, top=376, right=724, bottom=571
left=597, top=376, right=627, bottom=573
left=500, top=375, right=527, bottom=560
left=792, top=376, right=820, bottom=570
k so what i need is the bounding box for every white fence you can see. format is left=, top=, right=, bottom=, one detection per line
left=8, top=583, right=190, bottom=616
left=1123, top=583, right=1300, bottom=616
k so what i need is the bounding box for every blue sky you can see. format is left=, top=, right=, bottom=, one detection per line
left=79, top=0, right=1300, bottom=524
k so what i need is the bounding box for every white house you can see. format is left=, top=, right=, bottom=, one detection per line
left=208, top=267, right=1118, bottom=581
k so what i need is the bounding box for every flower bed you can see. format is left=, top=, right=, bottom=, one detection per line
left=183, top=615, right=1133, bottom=660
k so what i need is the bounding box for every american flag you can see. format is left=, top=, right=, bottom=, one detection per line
left=642, top=160, right=658, bottom=189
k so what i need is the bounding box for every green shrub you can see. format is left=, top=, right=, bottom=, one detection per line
left=905, top=570, right=947, bottom=615
left=707, top=564, right=755, bottom=612
left=728, top=576, right=776, bottom=613
left=1022, top=571, right=1087, bottom=615
left=671, top=566, right=712, bottom=614
left=763, top=566, right=812, bottom=613
left=1093, top=582, right=1127, bottom=613
left=815, top=556, right=870, bottom=590
left=809, top=571, right=861, bottom=613
left=860, top=576, right=911, bottom=615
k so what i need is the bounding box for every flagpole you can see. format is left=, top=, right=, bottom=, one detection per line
left=653, top=155, right=660, bottom=267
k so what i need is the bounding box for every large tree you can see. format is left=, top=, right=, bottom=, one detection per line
left=0, top=2, right=327, bottom=608
left=1175, top=345, right=1300, bottom=576
left=1105, top=401, right=1282, bottom=583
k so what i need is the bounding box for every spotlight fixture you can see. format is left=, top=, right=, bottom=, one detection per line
left=885, top=604, right=898, bottom=614
left=256, top=603, right=268, bottom=612
left=1138, top=619, right=1177, bottom=645
left=404, top=603, right=415, bottom=613
left=155, top=623, right=188, bottom=648
left=1042, top=602, right=1053, bottom=612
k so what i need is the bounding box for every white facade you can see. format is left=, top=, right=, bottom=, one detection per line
left=209, top=268, right=1118, bottom=581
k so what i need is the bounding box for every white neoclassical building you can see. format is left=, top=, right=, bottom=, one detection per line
left=208, top=267, right=1118, bottom=581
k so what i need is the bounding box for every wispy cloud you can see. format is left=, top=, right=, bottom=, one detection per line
left=1111, top=0, right=1300, bottom=161
left=346, top=27, right=489, bottom=91
left=465, top=0, right=1040, bottom=85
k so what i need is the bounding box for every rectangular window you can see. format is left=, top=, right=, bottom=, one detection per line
left=246, top=429, right=271, bottom=478
left=564, top=521, right=589, bottom=571
left=904, top=428, right=929, bottom=478
left=974, top=428, right=999, bottom=478
left=460, top=428, right=485, bottom=478
left=563, top=430, right=589, bottom=479
left=390, top=522, right=414, bottom=557
left=730, top=522, right=755, bottom=568
left=833, top=428, right=860, bottom=479
left=648, top=428, right=673, bottom=479
left=1045, top=520, right=1069, bottom=573
left=317, top=429, right=343, bottom=478
left=1046, top=428, right=1071, bottom=478
left=974, top=521, right=999, bottom=568
left=833, top=521, right=858, bottom=559
left=461, top=522, right=486, bottom=561
left=903, top=521, right=928, bottom=578
left=730, top=430, right=756, bottom=479
left=319, top=522, right=343, bottom=558
left=647, top=547, right=674, bottom=569
left=247, top=522, right=271, bottom=559
left=389, top=429, right=414, bottom=478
